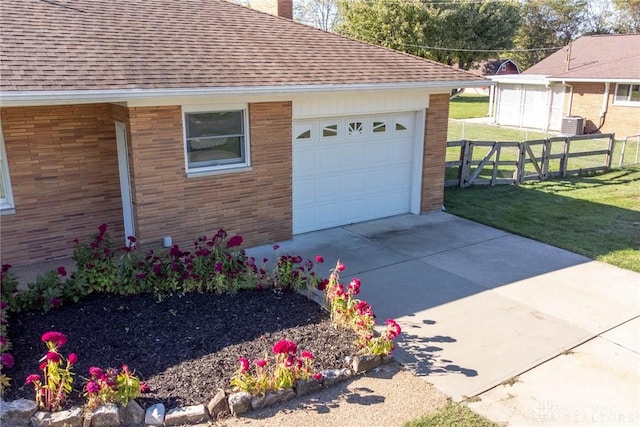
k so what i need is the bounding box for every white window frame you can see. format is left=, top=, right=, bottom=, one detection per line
left=613, top=83, right=640, bottom=107
left=0, top=120, right=15, bottom=214
left=182, top=104, right=251, bottom=177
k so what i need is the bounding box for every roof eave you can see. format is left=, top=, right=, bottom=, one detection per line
left=546, top=77, right=640, bottom=83
left=0, top=81, right=490, bottom=107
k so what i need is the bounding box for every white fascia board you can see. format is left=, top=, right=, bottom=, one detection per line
left=546, top=77, right=640, bottom=84
left=490, top=74, right=551, bottom=85
left=0, top=80, right=490, bottom=107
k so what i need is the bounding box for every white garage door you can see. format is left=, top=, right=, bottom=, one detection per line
left=293, top=113, right=416, bottom=234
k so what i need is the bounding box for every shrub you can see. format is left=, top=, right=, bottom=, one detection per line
left=230, top=339, right=320, bottom=396
left=25, top=331, right=77, bottom=411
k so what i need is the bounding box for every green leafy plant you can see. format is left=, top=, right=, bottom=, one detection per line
left=0, top=264, right=18, bottom=396
left=72, top=223, right=119, bottom=294
left=230, top=340, right=321, bottom=396
left=25, top=331, right=77, bottom=411
left=323, top=261, right=401, bottom=356
left=84, top=364, right=145, bottom=409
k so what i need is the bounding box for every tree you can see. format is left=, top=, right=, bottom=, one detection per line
left=336, top=0, right=521, bottom=70
left=613, top=0, right=640, bottom=32
left=511, top=0, right=587, bottom=70
left=294, top=0, right=340, bottom=32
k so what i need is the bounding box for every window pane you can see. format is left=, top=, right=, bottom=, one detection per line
left=187, top=111, right=243, bottom=138
left=188, top=136, right=243, bottom=166
left=631, top=85, right=640, bottom=102
left=615, top=84, right=630, bottom=102
left=323, top=124, right=338, bottom=137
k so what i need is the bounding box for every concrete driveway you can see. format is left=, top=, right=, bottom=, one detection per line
left=247, top=212, right=640, bottom=426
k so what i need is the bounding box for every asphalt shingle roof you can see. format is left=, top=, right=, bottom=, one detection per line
left=0, top=0, right=482, bottom=92
left=524, top=34, right=640, bottom=81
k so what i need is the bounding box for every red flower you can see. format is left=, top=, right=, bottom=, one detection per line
left=1, top=264, right=11, bottom=273
left=50, top=297, right=62, bottom=307
left=255, top=359, right=267, bottom=368
left=39, top=362, right=47, bottom=371
left=68, top=353, right=78, bottom=365
left=135, top=272, right=147, bottom=279
left=315, top=255, right=324, bottom=264
left=140, top=382, right=151, bottom=393
left=318, top=279, right=329, bottom=291
left=227, top=235, right=243, bottom=248
left=41, top=331, right=67, bottom=348
left=57, top=266, right=67, bottom=277
left=89, top=366, right=104, bottom=378
left=0, top=336, right=6, bottom=346
left=312, top=372, right=323, bottom=381
left=25, top=374, right=41, bottom=385
left=385, top=319, right=401, bottom=339
left=85, top=380, right=100, bottom=394
left=0, top=352, right=14, bottom=368
left=347, top=278, right=361, bottom=295
left=336, top=262, right=345, bottom=272
left=238, top=357, right=250, bottom=373
left=273, top=244, right=280, bottom=251
left=127, top=235, right=136, bottom=243
left=301, top=350, right=314, bottom=359
left=273, top=339, right=297, bottom=354
left=45, top=351, right=61, bottom=363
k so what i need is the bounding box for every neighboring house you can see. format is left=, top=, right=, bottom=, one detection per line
left=0, top=0, right=485, bottom=266
left=489, top=34, right=640, bottom=136
left=462, top=59, right=520, bottom=96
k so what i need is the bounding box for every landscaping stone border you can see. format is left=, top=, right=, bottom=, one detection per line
left=0, top=355, right=393, bottom=426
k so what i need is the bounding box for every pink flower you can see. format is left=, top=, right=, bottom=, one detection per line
left=127, top=235, right=136, bottom=243
left=238, top=357, right=250, bottom=373
left=25, top=374, right=41, bottom=385
left=273, top=339, right=297, bottom=354
left=273, top=244, right=280, bottom=251
left=45, top=351, right=61, bottom=363
left=315, top=255, right=324, bottom=264
left=336, top=262, right=345, bottom=272
left=0, top=301, right=6, bottom=310
left=312, top=373, right=323, bottom=381
left=318, top=279, right=329, bottom=291
left=89, top=366, right=104, bottom=378
left=140, top=382, right=151, bottom=393
left=285, top=356, right=295, bottom=367
left=50, top=297, right=62, bottom=307
left=85, top=380, right=100, bottom=394
left=135, top=272, right=147, bottom=279
left=39, top=362, right=47, bottom=371
left=0, top=336, right=6, bottom=346
left=385, top=319, right=401, bottom=339
left=301, top=350, right=314, bottom=359
left=1, top=264, right=11, bottom=273
left=57, top=266, right=67, bottom=277
left=255, top=359, right=267, bottom=368
left=41, top=331, right=67, bottom=348
left=347, top=278, right=361, bottom=295
left=0, top=352, right=14, bottom=368
left=227, top=235, right=243, bottom=248
left=98, top=223, right=108, bottom=235
left=68, top=353, right=78, bottom=365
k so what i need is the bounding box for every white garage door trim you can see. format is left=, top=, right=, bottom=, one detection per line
left=292, top=111, right=424, bottom=234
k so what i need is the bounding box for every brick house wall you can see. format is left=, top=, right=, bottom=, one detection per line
left=0, top=104, right=124, bottom=265
left=421, top=93, right=450, bottom=212
left=126, top=101, right=293, bottom=252
left=566, top=82, right=640, bottom=137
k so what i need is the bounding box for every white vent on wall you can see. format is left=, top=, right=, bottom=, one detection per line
left=561, top=116, right=585, bottom=135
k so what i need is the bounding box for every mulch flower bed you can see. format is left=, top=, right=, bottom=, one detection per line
left=5, top=289, right=359, bottom=409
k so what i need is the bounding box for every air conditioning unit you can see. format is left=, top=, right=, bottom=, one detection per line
left=561, top=116, right=584, bottom=135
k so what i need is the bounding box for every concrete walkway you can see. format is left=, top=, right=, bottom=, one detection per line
left=246, top=212, right=640, bottom=426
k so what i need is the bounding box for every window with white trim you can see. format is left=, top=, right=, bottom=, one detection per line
left=0, top=124, right=15, bottom=214
left=614, top=84, right=640, bottom=106
left=184, top=109, right=249, bottom=172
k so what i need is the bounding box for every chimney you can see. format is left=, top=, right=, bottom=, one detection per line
left=277, top=0, right=293, bottom=20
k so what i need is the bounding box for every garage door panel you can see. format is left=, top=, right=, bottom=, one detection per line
left=293, top=112, right=416, bottom=233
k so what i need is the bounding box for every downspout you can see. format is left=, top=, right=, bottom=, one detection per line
left=564, top=81, right=574, bottom=116
left=586, top=81, right=609, bottom=134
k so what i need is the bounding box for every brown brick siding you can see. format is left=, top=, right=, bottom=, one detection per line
left=1, top=104, right=124, bottom=265
left=128, top=102, right=292, bottom=251
left=565, top=82, right=640, bottom=137
left=421, top=93, right=450, bottom=212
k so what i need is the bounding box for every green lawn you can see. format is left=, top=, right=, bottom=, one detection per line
left=447, top=120, right=555, bottom=142
left=404, top=402, right=497, bottom=427
left=443, top=166, right=640, bottom=272
left=449, top=94, right=490, bottom=119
